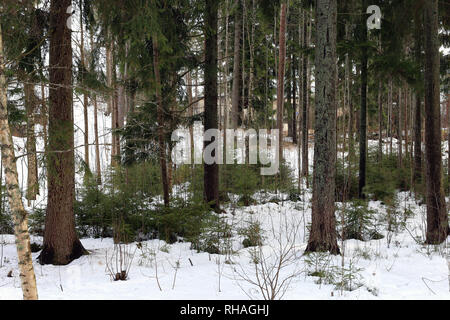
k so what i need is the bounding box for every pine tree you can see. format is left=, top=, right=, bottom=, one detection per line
left=423, top=0, right=449, bottom=244
left=39, top=0, right=87, bottom=265
left=305, top=0, right=339, bottom=255
left=203, top=0, right=220, bottom=210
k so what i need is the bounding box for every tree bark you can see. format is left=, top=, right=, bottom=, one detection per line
left=423, top=0, right=449, bottom=244
left=152, top=36, right=170, bottom=207
left=378, top=81, right=383, bottom=162
left=80, top=0, right=89, bottom=176
left=203, top=0, right=220, bottom=210
left=305, top=0, right=339, bottom=255
left=277, top=3, right=287, bottom=166
left=301, top=9, right=309, bottom=184
left=398, top=87, right=403, bottom=168
left=39, top=0, right=87, bottom=265
left=90, top=33, right=101, bottom=185
left=358, top=5, right=368, bottom=199
left=0, top=20, right=38, bottom=300
left=231, top=0, right=241, bottom=129
left=24, top=83, right=38, bottom=204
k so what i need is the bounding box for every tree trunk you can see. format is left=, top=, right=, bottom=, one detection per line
left=203, top=0, right=220, bottom=210
left=292, top=52, right=297, bottom=144
left=398, top=87, right=403, bottom=168
left=39, top=0, right=87, bottom=265
left=231, top=0, right=241, bottom=129
left=93, top=96, right=101, bottom=185
left=305, top=0, right=339, bottom=255
left=90, top=33, right=101, bottom=185
left=80, top=1, right=89, bottom=176
left=0, top=20, right=38, bottom=300
left=276, top=3, right=287, bottom=167
left=24, top=83, right=38, bottom=204
left=152, top=36, right=170, bottom=207
left=423, top=0, right=449, bottom=244
left=378, top=81, right=383, bottom=162
left=301, top=9, right=309, bottom=184
left=388, top=78, right=393, bottom=156
left=106, top=34, right=113, bottom=116
left=41, top=83, right=48, bottom=149
left=358, top=5, right=368, bottom=199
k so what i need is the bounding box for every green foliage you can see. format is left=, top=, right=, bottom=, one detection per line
left=29, top=207, right=46, bottom=236
left=338, top=199, right=383, bottom=241
left=238, top=220, right=263, bottom=248
left=188, top=214, right=233, bottom=255
left=364, top=151, right=411, bottom=202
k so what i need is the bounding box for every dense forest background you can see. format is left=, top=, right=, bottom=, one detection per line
left=0, top=0, right=448, bottom=300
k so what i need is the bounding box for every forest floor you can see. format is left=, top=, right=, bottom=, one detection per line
left=0, top=138, right=449, bottom=299
left=0, top=190, right=448, bottom=299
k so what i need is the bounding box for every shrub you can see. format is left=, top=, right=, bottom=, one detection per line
left=338, top=199, right=383, bottom=241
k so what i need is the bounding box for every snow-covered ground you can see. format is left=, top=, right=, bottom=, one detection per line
left=0, top=186, right=449, bottom=299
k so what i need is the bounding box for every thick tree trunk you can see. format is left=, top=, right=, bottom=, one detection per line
left=305, top=0, right=339, bottom=255
left=0, top=21, right=38, bottom=300
left=203, top=0, right=220, bottom=210
left=39, top=0, right=87, bottom=265
left=231, top=0, right=241, bottom=129
left=423, top=0, right=449, bottom=244
left=277, top=3, right=287, bottom=166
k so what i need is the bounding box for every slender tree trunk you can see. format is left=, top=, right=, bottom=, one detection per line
left=203, top=0, right=220, bottom=210
left=404, top=85, right=409, bottom=161
left=398, top=87, right=403, bottom=168
left=0, top=21, right=38, bottom=300
left=231, top=0, right=241, bottom=129
left=389, top=78, right=393, bottom=156
left=187, top=73, right=195, bottom=162
left=378, top=81, right=383, bottom=161
left=358, top=5, right=368, bottom=199
left=423, top=0, right=449, bottom=244
left=90, top=33, right=101, bottom=185
left=301, top=9, right=309, bottom=184
left=80, top=1, right=89, bottom=175
left=152, top=36, right=170, bottom=207
left=24, top=83, right=38, bottom=204
left=277, top=3, right=287, bottom=165
left=106, top=33, right=113, bottom=116
left=305, top=0, right=339, bottom=255
left=39, top=0, right=86, bottom=265
left=223, top=1, right=230, bottom=158
left=292, top=52, right=297, bottom=144
left=414, top=90, right=422, bottom=185
left=41, top=83, right=48, bottom=149
left=92, top=95, right=101, bottom=185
